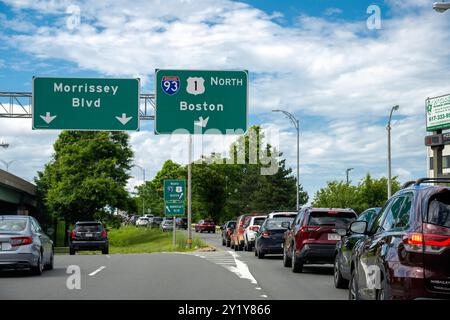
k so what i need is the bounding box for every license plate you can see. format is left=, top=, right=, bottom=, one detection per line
left=85, top=233, right=93, bottom=237
left=0, top=242, right=12, bottom=251
left=328, top=233, right=341, bottom=241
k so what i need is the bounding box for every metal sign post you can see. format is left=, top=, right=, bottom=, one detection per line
left=173, top=216, right=176, bottom=247
left=187, top=134, right=192, bottom=249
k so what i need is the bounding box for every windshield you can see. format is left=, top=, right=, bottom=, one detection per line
left=0, top=219, right=28, bottom=232
left=227, top=221, right=236, bottom=228
left=428, top=193, right=450, bottom=228
left=308, top=212, right=357, bottom=226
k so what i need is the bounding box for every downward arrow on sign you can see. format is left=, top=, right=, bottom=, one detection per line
left=40, top=112, right=57, bottom=124
left=194, top=116, right=209, bottom=128
left=115, top=113, right=133, bottom=125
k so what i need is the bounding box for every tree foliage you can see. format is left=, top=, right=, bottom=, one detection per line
left=35, top=131, right=136, bottom=226
left=311, top=174, right=401, bottom=214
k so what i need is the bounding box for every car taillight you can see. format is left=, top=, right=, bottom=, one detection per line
left=300, top=226, right=320, bottom=233
left=101, top=230, right=107, bottom=238
left=261, top=231, right=271, bottom=237
left=403, top=233, right=450, bottom=253
left=10, top=236, right=33, bottom=246
left=71, top=230, right=76, bottom=239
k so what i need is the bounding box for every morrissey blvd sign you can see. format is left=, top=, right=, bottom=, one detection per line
left=164, top=202, right=185, bottom=216
left=32, top=77, right=140, bottom=131
left=426, top=94, right=450, bottom=132
left=155, top=69, right=248, bottom=134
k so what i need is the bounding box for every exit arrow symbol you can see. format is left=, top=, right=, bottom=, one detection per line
left=40, top=112, right=57, bottom=124
left=179, top=192, right=183, bottom=199
left=194, top=116, right=209, bottom=128
left=166, top=205, right=170, bottom=213
left=115, top=113, right=133, bottom=125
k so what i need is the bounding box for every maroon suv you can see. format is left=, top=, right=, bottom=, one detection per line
left=195, top=219, right=216, bottom=233
left=283, top=208, right=357, bottom=273
left=349, top=178, right=450, bottom=300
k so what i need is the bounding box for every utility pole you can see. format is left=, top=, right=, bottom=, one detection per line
left=133, top=164, right=146, bottom=215
left=346, top=168, right=354, bottom=184
left=187, top=135, right=193, bottom=249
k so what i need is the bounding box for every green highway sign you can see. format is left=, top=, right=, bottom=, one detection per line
left=32, top=77, right=140, bottom=131
left=164, top=202, right=185, bottom=216
left=426, top=94, right=450, bottom=131
left=155, top=69, right=248, bottom=134
left=164, top=179, right=186, bottom=202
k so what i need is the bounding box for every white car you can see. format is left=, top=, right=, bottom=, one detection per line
left=243, top=215, right=267, bottom=251
left=135, top=217, right=150, bottom=227
left=266, top=211, right=298, bottom=219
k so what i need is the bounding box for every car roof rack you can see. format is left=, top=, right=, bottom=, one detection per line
left=402, top=180, right=416, bottom=189
left=413, top=177, right=450, bottom=186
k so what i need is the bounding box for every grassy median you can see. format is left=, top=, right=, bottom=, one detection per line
left=107, top=226, right=209, bottom=254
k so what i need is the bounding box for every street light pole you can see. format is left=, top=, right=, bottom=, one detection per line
left=387, top=105, right=399, bottom=199
left=433, top=1, right=450, bottom=12
left=0, top=160, right=14, bottom=172
left=346, top=168, right=354, bottom=184
left=273, top=109, right=300, bottom=211
left=0, top=142, right=9, bottom=149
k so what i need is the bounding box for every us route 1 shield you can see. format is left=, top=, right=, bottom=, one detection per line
left=155, top=69, right=248, bottom=134
left=164, top=179, right=186, bottom=202
left=32, top=77, right=140, bottom=131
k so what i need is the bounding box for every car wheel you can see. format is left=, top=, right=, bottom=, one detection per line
left=334, top=254, right=349, bottom=289
left=246, top=243, right=252, bottom=252
left=254, top=248, right=258, bottom=256
left=69, top=248, right=75, bottom=255
left=349, top=269, right=360, bottom=300
left=234, top=242, right=240, bottom=251
left=226, top=239, right=231, bottom=247
left=291, top=245, right=303, bottom=273
left=31, top=252, right=44, bottom=275
left=376, top=274, right=391, bottom=300
left=222, top=238, right=226, bottom=246
left=102, top=247, right=109, bottom=255
left=44, top=248, right=54, bottom=270
left=257, top=249, right=265, bottom=259
left=283, top=246, right=292, bottom=267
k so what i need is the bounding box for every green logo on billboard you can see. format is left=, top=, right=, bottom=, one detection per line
left=427, top=100, right=433, bottom=114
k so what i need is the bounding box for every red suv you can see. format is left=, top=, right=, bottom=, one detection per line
left=195, top=219, right=215, bottom=233
left=283, top=208, right=357, bottom=273
left=349, top=178, right=450, bottom=300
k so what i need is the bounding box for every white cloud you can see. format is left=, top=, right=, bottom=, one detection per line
left=0, top=0, right=446, bottom=199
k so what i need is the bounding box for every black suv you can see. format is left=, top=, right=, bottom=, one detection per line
left=69, top=221, right=109, bottom=255
left=176, top=218, right=188, bottom=230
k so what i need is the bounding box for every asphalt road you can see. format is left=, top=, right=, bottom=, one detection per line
left=0, top=231, right=347, bottom=300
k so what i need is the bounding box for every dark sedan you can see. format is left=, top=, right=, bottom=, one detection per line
left=255, top=217, right=294, bottom=259
left=333, top=207, right=381, bottom=288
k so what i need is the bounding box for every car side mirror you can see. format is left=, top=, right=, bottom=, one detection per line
left=281, top=222, right=291, bottom=229
left=349, top=221, right=368, bottom=235
left=336, top=228, right=347, bottom=236
left=46, top=228, right=54, bottom=236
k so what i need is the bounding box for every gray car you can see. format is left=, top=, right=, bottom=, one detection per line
left=160, top=218, right=174, bottom=232
left=0, top=215, right=54, bottom=275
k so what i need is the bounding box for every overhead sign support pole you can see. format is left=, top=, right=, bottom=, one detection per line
left=187, top=134, right=192, bottom=249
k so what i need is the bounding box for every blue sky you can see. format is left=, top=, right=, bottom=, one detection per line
left=0, top=0, right=449, bottom=203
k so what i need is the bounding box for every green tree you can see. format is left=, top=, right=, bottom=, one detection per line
left=36, top=131, right=135, bottom=243
left=357, top=174, right=401, bottom=211
left=311, top=181, right=360, bottom=211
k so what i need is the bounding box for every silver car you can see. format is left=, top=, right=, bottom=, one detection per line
left=160, top=218, right=174, bottom=232
left=0, top=215, right=54, bottom=275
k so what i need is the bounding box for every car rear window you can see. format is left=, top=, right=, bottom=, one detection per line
left=76, top=223, right=103, bottom=232
left=308, top=211, right=356, bottom=226
left=264, top=218, right=294, bottom=230
left=272, top=213, right=296, bottom=218
left=228, top=222, right=236, bottom=228
left=253, top=218, right=266, bottom=226
left=427, top=193, right=450, bottom=228
left=0, top=219, right=27, bottom=232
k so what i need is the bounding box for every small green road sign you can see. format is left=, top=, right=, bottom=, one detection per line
left=32, top=77, right=140, bottom=131
left=164, top=179, right=186, bottom=201
left=155, top=69, right=248, bottom=134
left=164, top=202, right=185, bottom=216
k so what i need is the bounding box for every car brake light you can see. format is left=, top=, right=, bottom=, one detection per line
left=300, top=226, right=320, bottom=233
left=328, top=211, right=338, bottom=214
left=10, top=236, right=33, bottom=246
left=403, top=233, right=450, bottom=253
left=249, top=225, right=260, bottom=231
left=261, top=231, right=271, bottom=237
left=101, top=230, right=107, bottom=238
left=71, top=230, right=76, bottom=239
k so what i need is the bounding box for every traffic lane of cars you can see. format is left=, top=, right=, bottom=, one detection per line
left=198, top=230, right=347, bottom=300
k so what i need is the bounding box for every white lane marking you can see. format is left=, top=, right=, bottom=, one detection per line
left=89, top=266, right=106, bottom=276
left=255, top=287, right=262, bottom=290
left=261, top=294, right=268, bottom=298
left=106, top=255, right=111, bottom=259
left=227, top=251, right=258, bottom=284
